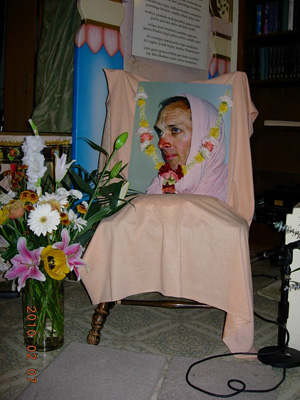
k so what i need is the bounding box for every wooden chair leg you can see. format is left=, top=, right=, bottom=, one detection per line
left=87, top=302, right=112, bottom=345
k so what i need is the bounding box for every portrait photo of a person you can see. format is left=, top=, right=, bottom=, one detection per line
left=129, top=82, right=232, bottom=202
left=146, top=94, right=228, bottom=202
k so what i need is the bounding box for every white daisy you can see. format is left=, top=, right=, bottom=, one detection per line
left=39, top=192, right=69, bottom=208
left=28, top=203, right=60, bottom=236
left=82, top=201, right=88, bottom=208
left=68, top=209, right=87, bottom=232
left=57, top=187, right=70, bottom=197
left=69, top=189, right=83, bottom=200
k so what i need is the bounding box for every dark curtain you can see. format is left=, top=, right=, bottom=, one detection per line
left=31, top=0, right=81, bottom=132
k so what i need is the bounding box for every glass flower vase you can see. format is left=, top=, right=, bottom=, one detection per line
left=22, top=277, right=64, bottom=351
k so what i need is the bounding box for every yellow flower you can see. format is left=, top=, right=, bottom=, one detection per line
left=209, top=127, right=220, bottom=138
left=145, top=144, right=156, bottom=156
left=219, top=103, right=228, bottom=114
left=138, top=99, right=145, bottom=107
left=60, top=212, right=69, bottom=221
left=181, top=165, right=187, bottom=175
left=194, top=153, right=205, bottom=163
left=155, top=161, right=164, bottom=170
left=0, top=207, right=9, bottom=225
left=76, top=204, right=87, bottom=214
left=20, top=190, right=39, bottom=204
left=41, top=246, right=70, bottom=280
left=140, top=119, right=149, bottom=128
left=61, top=219, right=71, bottom=226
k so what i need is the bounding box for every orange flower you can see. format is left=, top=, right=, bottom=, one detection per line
left=76, top=204, right=87, bottom=214
left=20, top=190, right=39, bottom=204
left=60, top=212, right=70, bottom=226
left=61, top=219, right=70, bottom=226
left=24, top=204, right=35, bottom=212
left=18, top=165, right=28, bottom=170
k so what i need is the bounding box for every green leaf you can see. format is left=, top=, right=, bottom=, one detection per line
left=110, top=181, right=123, bottom=209
left=77, top=206, right=111, bottom=236
left=79, top=137, right=109, bottom=158
left=68, top=168, right=93, bottom=195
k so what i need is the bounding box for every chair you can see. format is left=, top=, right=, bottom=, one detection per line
left=80, top=70, right=258, bottom=354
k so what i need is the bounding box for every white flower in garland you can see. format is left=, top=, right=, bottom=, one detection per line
left=219, top=93, right=233, bottom=107
left=28, top=203, right=60, bottom=236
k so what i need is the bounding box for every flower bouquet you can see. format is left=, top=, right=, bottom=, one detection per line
left=0, top=120, right=132, bottom=351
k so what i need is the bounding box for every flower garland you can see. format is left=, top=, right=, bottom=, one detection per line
left=135, top=86, right=233, bottom=194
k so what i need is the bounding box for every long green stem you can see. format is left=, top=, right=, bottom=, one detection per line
left=24, top=278, right=64, bottom=350
left=86, top=149, right=117, bottom=213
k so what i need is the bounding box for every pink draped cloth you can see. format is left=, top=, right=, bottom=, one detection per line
left=147, top=95, right=228, bottom=202
left=81, top=70, right=258, bottom=355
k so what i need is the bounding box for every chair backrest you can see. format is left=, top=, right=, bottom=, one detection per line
left=100, top=70, right=258, bottom=225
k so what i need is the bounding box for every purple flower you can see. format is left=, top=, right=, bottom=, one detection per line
left=53, top=229, right=86, bottom=280
left=4, top=237, right=45, bottom=291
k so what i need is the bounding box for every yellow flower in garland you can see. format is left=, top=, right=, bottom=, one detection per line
left=138, top=98, right=146, bottom=107
left=41, top=246, right=70, bottom=280
left=219, top=102, right=228, bottom=114
left=209, top=127, right=220, bottom=139
left=181, top=165, right=188, bottom=176
left=145, top=144, right=156, bottom=157
left=194, top=153, right=205, bottom=163
left=140, top=119, right=149, bottom=128
left=155, top=161, right=165, bottom=171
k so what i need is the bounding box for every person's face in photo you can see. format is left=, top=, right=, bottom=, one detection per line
left=154, top=100, right=192, bottom=169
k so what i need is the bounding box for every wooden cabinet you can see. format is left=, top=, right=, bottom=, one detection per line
left=238, top=0, right=300, bottom=248
left=3, top=0, right=42, bottom=132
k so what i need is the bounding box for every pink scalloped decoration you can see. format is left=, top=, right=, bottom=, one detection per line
left=75, top=24, right=87, bottom=48
left=87, top=25, right=103, bottom=54
left=217, top=58, right=226, bottom=76
left=118, top=32, right=124, bottom=58
left=208, top=57, right=217, bottom=77
left=103, top=29, right=119, bottom=56
left=225, top=60, right=230, bottom=73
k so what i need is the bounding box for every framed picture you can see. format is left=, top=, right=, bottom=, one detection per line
left=128, top=81, right=232, bottom=196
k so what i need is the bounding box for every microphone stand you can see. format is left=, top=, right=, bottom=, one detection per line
left=257, top=241, right=300, bottom=368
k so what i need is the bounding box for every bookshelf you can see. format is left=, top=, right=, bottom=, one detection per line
left=244, top=1, right=300, bottom=83
left=238, top=0, right=300, bottom=248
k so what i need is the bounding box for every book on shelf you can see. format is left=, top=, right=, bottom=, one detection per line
left=264, top=120, right=300, bottom=127
left=253, top=0, right=300, bottom=34
left=248, top=42, right=300, bottom=81
left=288, top=0, right=294, bottom=30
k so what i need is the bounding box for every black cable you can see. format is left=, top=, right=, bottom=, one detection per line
left=186, top=353, right=286, bottom=398
left=185, top=311, right=289, bottom=398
